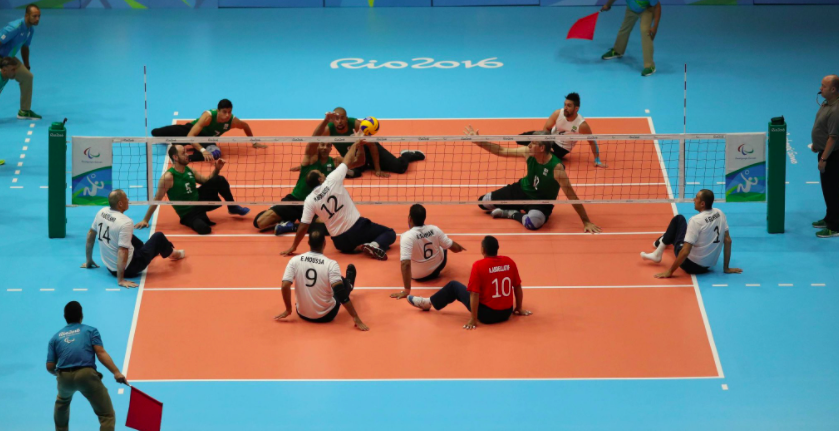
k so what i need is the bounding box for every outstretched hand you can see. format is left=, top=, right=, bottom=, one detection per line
left=464, top=125, right=480, bottom=136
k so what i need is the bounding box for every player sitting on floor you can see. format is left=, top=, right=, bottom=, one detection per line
left=531, top=92, right=606, bottom=168
left=406, top=236, right=532, bottom=330
left=135, top=145, right=250, bottom=235
left=150, top=98, right=265, bottom=162
left=82, top=189, right=184, bottom=288
left=281, top=136, right=397, bottom=260
left=466, top=126, right=601, bottom=233
left=391, top=204, right=467, bottom=300
left=253, top=141, right=342, bottom=235
left=641, top=189, right=743, bottom=278
left=275, top=230, right=369, bottom=331
left=312, top=108, right=424, bottom=178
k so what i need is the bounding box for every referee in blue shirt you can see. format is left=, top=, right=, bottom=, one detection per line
left=0, top=4, right=40, bottom=120
left=47, top=301, right=128, bottom=431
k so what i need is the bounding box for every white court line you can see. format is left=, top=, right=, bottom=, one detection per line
left=15, top=170, right=20, bottom=175
left=12, top=178, right=17, bottom=183
left=230, top=183, right=667, bottom=189
left=29, top=123, right=34, bottom=128
left=123, top=121, right=174, bottom=377
left=143, top=284, right=694, bottom=292
left=712, top=284, right=728, bottom=287
left=27, top=131, right=31, bottom=135
left=128, top=185, right=144, bottom=188
left=17, top=162, right=22, bottom=167
left=25, top=138, right=30, bottom=143
left=7, top=289, right=22, bottom=292
left=164, top=231, right=662, bottom=238
left=778, top=284, right=793, bottom=287
left=745, top=284, right=760, bottom=287
left=231, top=116, right=652, bottom=121
left=40, top=288, right=55, bottom=292
left=73, top=288, right=88, bottom=292
left=649, top=117, right=724, bottom=379
left=22, top=146, right=27, bottom=151
left=126, top=375, right=723, bottom=383
left=811, top=283, right=826, bottom=287
left=40, top=186, right=48, bottom=189
left=806, top=181, right=820, bottom=184
left=20, top=154, right=25, bottom=159
left=10, top=186, right=23, bottom=189
left=106, top=288, right=121, bottom=292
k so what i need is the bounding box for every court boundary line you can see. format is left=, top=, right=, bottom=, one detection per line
left=128, top=115, right=721, bottom=382
left=141, top=284, right=695, bottom=292
left=648, top=117, right=724, bottom=379
left=178, top=116, right=654, bottom=121
left=162, top=231, right=664, bottom=238
left=122, top=120, right=174, bottom=377
left=126, top=376, right=722, bottom=383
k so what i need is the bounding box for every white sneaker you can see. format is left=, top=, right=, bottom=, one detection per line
left=170, top=250, right=186, bottom=260
left=640, top=251, right=661, bottom=263
left=362, top=243, right=388, bottom=261
left=407, top=295, right=431, bottom=311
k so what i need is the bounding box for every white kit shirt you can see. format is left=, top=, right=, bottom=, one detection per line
left=685, top=208, right=728, bottom=268
left=551, top=110, right=586, bottom=152
left=400, top=224, right=454, bottom=279
left=282, top=251, right=343, bottom=319
left=301, top=164, right=361, bottom=237
left=90, top=207, right=135, bottom=272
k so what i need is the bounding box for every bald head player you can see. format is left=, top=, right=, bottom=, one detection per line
left=467, top=126, right=601, bottom=233
left=313, top=108, right=424, bottom=178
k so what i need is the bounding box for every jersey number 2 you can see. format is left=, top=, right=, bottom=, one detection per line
left=320, top=196, right=344, bottom=219
left=533, top=176, right=540, bottom=190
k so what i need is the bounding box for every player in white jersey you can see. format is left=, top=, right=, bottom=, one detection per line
left=540, top=93, right=606, bottom=168
left=81, top=190, right=184, bottom=288
left=391, top=204, right=467, bottom=300
left=276, top=230, right=369, bottom=331
left=280, top=137, right=397, bottom=260
left=640, top=189, right=743, bottom=277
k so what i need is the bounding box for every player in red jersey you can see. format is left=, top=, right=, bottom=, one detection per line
left=405, top=236, right=532, bottom=329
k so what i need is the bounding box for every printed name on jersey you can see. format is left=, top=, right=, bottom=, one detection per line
left=100, top=212, right=116, bottom=222
left=704, top=212, right=721, bottom=224
left=416, top=230, right=435, bottom=240
left=301, top=255, right=325, bottom=265
left=313, top=186, right=331, bottom=201
left=489, top=265, right=510, bottom=273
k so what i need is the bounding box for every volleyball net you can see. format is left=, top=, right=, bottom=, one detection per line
left=67, top=132, right=767, bottom=207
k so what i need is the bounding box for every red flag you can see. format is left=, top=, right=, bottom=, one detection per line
left=566, top=12, right=600, bottom=40
left=125, top=386, right=163, bottom=431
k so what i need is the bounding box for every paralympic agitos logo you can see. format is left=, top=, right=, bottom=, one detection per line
left=83, top=148, right=100, bottom=159
left=737, top=144, right=754, bottom=156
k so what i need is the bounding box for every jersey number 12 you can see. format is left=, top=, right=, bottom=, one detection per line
left=320, top=196, right=344, bottom=219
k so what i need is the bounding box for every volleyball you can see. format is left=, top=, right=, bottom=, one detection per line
left=359, top=117, right=380, bottom=136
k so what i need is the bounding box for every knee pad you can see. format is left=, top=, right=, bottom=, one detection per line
left=478, top=193, right=496, bottom=211
left=522, top=210, right=546, bottom=230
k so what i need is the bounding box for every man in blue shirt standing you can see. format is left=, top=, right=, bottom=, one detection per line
left=46, top=301, right=128, bottom=431
left=0, top=4, right=41, bottom=119
left=599, top=0, right=661, bottom=77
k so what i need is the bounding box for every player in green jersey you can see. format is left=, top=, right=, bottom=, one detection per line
left=135, top=145, right=251, bottom=235
left=151, top=99, right=265, bottom=162
left=466, top=126, right=601, bottom=233
left=313, top=108, right=424, bottom=178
